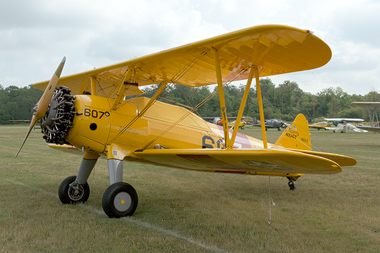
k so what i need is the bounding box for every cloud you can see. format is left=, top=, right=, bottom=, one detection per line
left=1, top=0, right=379, bottom=95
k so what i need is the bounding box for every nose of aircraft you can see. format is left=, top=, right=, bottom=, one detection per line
left=15, top=57, right=66, bottom=158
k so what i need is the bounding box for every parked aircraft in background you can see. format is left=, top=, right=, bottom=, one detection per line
left=352, top=102, right=380, bottom=133
left=252, top=118, right=288, bottom=131
left=203, top=117, right=246, bottom=129
left=15, top=24, right=356, bottom=218
left=203, top=117, right=239, bottom=125
left=309, top=121, right=333, bottom=130
left=229, top=120, right=246, bottom=130
left=322, top=118, right=366, bottom=133
left=8, top=120, right=41, bottom=129
left=325, top=123, right=368, bottom=133
left=8, top=120, right=32, bottom=124
left=324, top=118, right=364, bottom=126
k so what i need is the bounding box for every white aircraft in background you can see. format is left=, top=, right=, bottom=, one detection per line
left=352, top=102, right=380, bottom=133
left=324, top=118, right=367, bottom=133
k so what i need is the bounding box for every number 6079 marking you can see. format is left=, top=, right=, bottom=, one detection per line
left=84, top=108, right=110, bottom=119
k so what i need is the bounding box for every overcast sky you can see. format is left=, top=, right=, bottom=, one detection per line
left=1, top=0, right=379, bottom=95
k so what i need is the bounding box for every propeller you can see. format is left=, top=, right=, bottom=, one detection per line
left=15, top=57, right=66, bottom=158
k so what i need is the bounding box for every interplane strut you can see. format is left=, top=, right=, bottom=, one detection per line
left=213, top=48, right=230, bottom=148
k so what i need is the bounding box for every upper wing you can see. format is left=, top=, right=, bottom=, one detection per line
left=33, top=24, right=331, bottom=98
left=133, top=148, right=342, bottom=175
left=324, top=118, right=364, bottom=122
left=352, top=102, right=380, bottom=110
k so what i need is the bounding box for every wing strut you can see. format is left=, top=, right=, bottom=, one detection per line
left=90, top=76, right=97, bottom=96
left=213, top=48, right=230, bottom=148
left=254, top=67, right=268, bottom=149
left=229, top=66, right=255, bottom=148
left=367, top=104, right=378, bottom=127
left=112, top=68, right=134, bottom=110
left=108, top=80, right=168, bottom=144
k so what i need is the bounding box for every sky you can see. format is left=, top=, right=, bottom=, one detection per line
left=1, top=0, right=379, bottom=95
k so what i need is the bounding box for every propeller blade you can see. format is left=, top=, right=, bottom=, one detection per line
left=15, top=57, right=66, bottom=158
left=35, top=57, right=66, bottom=119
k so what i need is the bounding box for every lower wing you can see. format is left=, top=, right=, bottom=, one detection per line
left=48, top=145, right=355, bottom=176
left=133, top=148, right=345, bottom=175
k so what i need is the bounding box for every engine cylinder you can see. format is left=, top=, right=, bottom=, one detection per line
left=40, top=86, right=75, bottom=144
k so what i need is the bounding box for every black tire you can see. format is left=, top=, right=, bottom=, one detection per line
left=288, top=181, right=296, bottom=191
left=102, top=182, right=138, bottom=218
left=58, top=175, right=90, bottom=204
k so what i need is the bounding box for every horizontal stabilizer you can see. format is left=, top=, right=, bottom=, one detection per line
left=286, top=149, right=356, bottom=167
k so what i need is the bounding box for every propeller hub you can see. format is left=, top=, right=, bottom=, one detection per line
left=40, top=86, right=75, bottom=145
left=32, top=105, right=38, bottom=115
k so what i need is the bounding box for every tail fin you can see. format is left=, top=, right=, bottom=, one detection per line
left=274, top=114, right=311, bottom=150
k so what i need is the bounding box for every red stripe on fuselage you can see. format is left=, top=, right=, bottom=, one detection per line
left=217, top=125, right=251, bottom=148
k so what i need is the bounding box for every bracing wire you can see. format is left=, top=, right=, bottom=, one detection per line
left=268, top=172, right=273, bottom=230
left=109, top=50, right=249, bottom=147
left=108, top=51, right=208, bottom=144
left=141, top=68, right=249, bottom=149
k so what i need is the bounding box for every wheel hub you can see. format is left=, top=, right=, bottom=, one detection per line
left=114, top=192, right=132, bottom=212
left=40, top=86, right=75, bottom=144
left=68, top=182, right=85, bottom=201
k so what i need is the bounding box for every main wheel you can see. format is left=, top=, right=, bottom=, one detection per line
left=102, top=182, right=138, bottom=218
left=58, top=175, right=90, bottom=204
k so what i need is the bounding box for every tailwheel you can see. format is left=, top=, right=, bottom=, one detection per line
left=286, top=176, right=299, bottom=191
left=102, top=182, right=138, bottom=218
left=58, top=175, right=90, bottom=204
left=288, top=181, right=296, bottom=191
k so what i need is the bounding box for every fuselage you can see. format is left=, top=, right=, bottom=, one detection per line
left=65, top=95, right=269, bottom=157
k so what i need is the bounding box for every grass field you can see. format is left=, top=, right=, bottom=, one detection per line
left=1, top=125, right=379, bottom=252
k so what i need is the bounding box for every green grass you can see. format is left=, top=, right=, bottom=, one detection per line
left=1, top=125, right=379, bottom=252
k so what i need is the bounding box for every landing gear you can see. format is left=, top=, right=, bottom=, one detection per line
left=58, top=155, right=138, bottom=217
left=102, top=182, right=138, bottom=218
left=58, top=175, right=90, bottom=204
left=286, top=176, right=299, bottom=191
left=288, top=181, right=296, bottom=190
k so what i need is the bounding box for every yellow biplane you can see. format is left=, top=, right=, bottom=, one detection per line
left=309, top=121, right=333, bottom=130
left=16, top=24, right=356, bottom=218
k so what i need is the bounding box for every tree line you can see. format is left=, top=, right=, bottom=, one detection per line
left=1, top=79, right=379, bottom=124
left=0, top=85, right=43, bottom=124
left=142, top=78, right=379, bottom=123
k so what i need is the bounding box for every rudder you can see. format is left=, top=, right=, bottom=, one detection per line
left=274, top=114, right=311, bottom=150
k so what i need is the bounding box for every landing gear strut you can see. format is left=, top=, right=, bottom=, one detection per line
left=101, top=159, right=139, bottom=218
left=287, top=176, right=299, bottom=191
